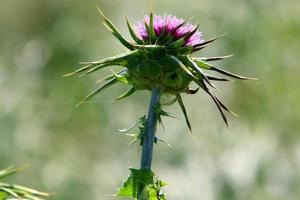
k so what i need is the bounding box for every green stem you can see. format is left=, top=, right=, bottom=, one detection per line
left=140, top=86, right=160, bottom=169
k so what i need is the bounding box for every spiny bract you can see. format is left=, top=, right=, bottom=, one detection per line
left=65, top=9, right=255, bottom=129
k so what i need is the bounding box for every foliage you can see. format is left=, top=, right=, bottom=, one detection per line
left=0, top=166, right=49, bottom=200
left=116, top=168, right=167, bottom=200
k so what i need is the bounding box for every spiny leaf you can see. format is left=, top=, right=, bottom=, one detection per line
left=193, top=79, right=228, bottom=126
left=112, top=70, right=129, bottom=84
left=126, top=17, right=143, bottom=44
left=180, top=56, right=216, bottom=89
left=78, top=63, right=113, bottom=77
left=179, top=45, right=194, bottom=54
left=117, top=116, right=146, bottom=133
left=194, top=33, right=227, bottom=49
left=193, top=58, right=212, bottom=69
left=76, top=77, right=118, bottom=107
left=168, top=25, right=199, bottom=49
left=210, top=66, right=258, bottom=80
left=206, top=74, right=230, bottom=81
left=168, top=55, right=198, bottom=80
left=214, top=96, right=238, bottom=117
left=0, top=166, right=50, bottom=200
left=97, top=7, right=134, bottom=50
left=79, top=51, right=136, bottom=65
left=115, top=86, right=136, bottom=101
left=64, top=51, right=134, bottom=77
left=96, top=74, right=115, bottom=83
left=116, top=168, right=154, bottom=198
left=154, top=136, right=172, bottom=147
left=176, top=94, right=192, bottom=131
left=148, top=13, right=156, bottom=43
left=197, top=54, right=234, bottom=62
left=132, top=44, right=165, bottom=53
left=209, top=93, right=229, bottom=127
left=116, top=168, right=166, bottom=200
left=194, top=59, right=258, bottom=80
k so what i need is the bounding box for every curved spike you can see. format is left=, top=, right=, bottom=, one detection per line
left=114, top=86, right=136, bottom=101
left=97, top=7, right=134, bottom=50
left=180, top=56, right=217, bottom=89
left=116, top=116, right=145, bottom=133
left=65, top=51, right=135, bottom=77
left=214, top=96, right=238, bottom=117
left=193, top=58, right=258, bottom=80
left=167, top=55, right=198, bottom=80
left=125, top=16, right=143, bottom=44
left=176, top=94, right=192, bottom=131
left=78, top=63, right=113, bottom=77
left=148, top=12, right=156, bottom=42
left=206, top=74, right=231, bottom=81
left=209, top=93, right=229, bottom=127
left=194, top=33, right=227, bottom=49
left=111, top=69, right=129, bottom=84
left=168, top=25, right=199, bottom=49
left=197, top=54, right=234, bottom=62
left=96, top=74, right=115, bottom=83
left=96, top=68, right=126, bottom=84
left=193, top=79, right=228, bottom=126
left=76, top=77, right=118, bottom=107
left=211, top=66, right=258, bottom=80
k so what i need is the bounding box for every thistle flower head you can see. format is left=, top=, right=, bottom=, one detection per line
left=136, top=15, right=204, bottom=47
left=66, top=9, right=256, bottom=128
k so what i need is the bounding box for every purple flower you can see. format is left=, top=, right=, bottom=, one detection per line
left=136, top=15, right=204, bottom=47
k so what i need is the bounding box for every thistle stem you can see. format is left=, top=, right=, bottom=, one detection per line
left=140, top=86, right=160, bottom=169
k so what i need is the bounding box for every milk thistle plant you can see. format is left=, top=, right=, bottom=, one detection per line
left=66, top=8, right=254, bottom=200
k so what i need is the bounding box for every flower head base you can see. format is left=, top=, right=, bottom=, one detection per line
left=65, top=9, right=256, bottom=128
left=136, top=15, right=204, bottom=47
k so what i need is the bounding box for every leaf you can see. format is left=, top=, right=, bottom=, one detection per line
left=132, top=44, right=165, bottom=53
left=0, top=166, right=50, bottom=200
left=214, top=96, right=238, bottom=117
left=193, top=59, right=257, bottom=80
left=78, top=63, right=112, bottom=77
left=97, top=7, right=134, bottom=50
left=95, top=74, right=115, bottom=84
left=115, top=86, right=136, bottom=101
left=193, top=79, right=229, bottom=126
left=194, top=33, right=227, bottom=49
left=126, top=17, right=143, bottom=44
left=117, top=168, right=154, bottom=198
left=193, top=58, right=212, bottom=70
left=148, top=13, right=157, bottom=43
left=180, top=56, right=216, bottom=89
left=210, top=66, right=258, bottom=80
left=116, top=169, right=167, bottom=200
left=0, top=166, right=18, bottom=179
left=205, top=74, right=230, bottom=81
left=168, top=25, right=199, bottom=49
left=176, top=94, right=192, bottom=131
left=64, top=51, right=135, bottom=77
left=117, top=116, right=146, bottom=133
left=111, top=70, right=129, bottom=84
left=167, top=55, right=197, bottom=80
left=76, top=77, right=118, bottom=107
left=197, top=54, right=234, bottom=62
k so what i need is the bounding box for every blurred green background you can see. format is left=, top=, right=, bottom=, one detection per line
left=1, top=0, right=300, bottom=199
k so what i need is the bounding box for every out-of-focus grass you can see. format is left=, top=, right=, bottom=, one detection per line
left=0, top=0, right=300, bottom=199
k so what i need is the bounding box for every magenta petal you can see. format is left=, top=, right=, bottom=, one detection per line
left=135, top=14, right=204, bottom=47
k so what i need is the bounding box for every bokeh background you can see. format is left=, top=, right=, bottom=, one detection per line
left=1, top=0, right=300, bottom=199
